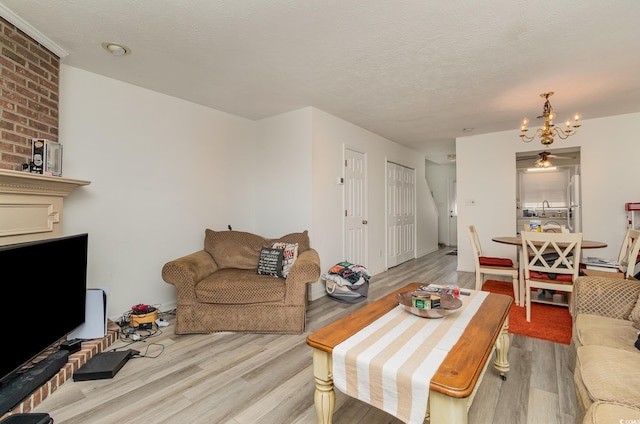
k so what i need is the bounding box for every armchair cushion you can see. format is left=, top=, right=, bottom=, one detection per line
left=196, top=268, right=286, bottom=304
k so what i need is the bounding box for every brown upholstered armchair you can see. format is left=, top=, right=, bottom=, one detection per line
left=162, top=229, right=321, bottom=335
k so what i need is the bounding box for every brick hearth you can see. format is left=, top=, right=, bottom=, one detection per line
left=1, top=321, right=118, bottom=420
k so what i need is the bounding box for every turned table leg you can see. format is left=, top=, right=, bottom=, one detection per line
left=493, top=316, right=510, bottom=380
left=312, top=349, right=335, bottom=424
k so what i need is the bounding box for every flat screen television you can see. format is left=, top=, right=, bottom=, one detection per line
left=0, top=233, right=88, bottom=388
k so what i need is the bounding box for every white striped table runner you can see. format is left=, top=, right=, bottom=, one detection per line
left=332, top=289, right=488, bottom=424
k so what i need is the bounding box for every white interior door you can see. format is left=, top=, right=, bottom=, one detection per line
left=448, top=177, right=457, bottom=247
left=400, top=167, right=416, bottom=262
left=387, top=163, right=402, bottom=267
left=344, top=148, right=366, bottom=266
left=387, top=162, right=415, bottom=267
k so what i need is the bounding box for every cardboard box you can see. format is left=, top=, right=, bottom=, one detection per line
left=31, top=138, right=62, bottom=176
left=412, top=293, right=441, bottom=309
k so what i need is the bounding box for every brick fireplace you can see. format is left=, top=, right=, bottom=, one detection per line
left=0, top=11, right=103, bottom=420
left=2, top=328, right=118, bottom=419
left=0, top=171, right=93, bottom=418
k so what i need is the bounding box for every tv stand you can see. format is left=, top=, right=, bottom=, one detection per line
left=0, top=351, right=68, bottom=414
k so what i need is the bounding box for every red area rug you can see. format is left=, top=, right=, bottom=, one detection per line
left=482, top=280, right=572, bottom=345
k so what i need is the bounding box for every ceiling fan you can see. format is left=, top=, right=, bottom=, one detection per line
left=534, top=151, right=573, bottom=168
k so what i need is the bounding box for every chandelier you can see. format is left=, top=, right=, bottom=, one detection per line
left=520, top=92, right=581, bottom=145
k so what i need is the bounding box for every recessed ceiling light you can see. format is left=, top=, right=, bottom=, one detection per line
left=101, top=42, right=130, bottom=56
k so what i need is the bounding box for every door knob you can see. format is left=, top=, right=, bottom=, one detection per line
left=362, top=220, right=368, bottom=224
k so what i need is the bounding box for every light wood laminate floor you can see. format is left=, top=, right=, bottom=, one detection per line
left=32, top=248, right=578, bottom=423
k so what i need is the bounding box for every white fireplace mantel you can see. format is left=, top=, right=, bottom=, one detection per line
left=0, top=169, right=91, bottom=245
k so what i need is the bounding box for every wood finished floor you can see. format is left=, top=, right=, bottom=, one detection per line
left=32, top=248, right=578, bottom=424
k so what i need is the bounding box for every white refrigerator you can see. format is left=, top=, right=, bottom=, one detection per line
left=567, top=175, right=581, bottom=232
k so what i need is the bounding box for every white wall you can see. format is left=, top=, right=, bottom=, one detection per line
left=456, top=112, right=640, bottom=273
left=60, top=65, right=256, bottom=319
left=254, top=108, right=313, bottom=237
left=311, top=108, right=438, bottom=300
left=58, top=66, right=439, bottom=317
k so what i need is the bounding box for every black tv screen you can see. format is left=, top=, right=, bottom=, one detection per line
left=0, top=233, right=88, bottom=387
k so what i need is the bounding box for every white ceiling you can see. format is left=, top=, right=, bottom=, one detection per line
left=2, top=1, right=640, bottom=163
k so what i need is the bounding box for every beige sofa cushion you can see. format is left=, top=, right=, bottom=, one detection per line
left=575, top=345, right=640, bottom=410
left=630, top=296, right=640, bottom=329
left=204, top=229, right=310, bottom=270
left=583, top=401, right=640, bottom=424
left=573, top=314, right=639, bottom=353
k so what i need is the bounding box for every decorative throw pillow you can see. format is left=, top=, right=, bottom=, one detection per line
left=274, top=230, right=310, bottom=253
left=272, top=242, right=298, bottom=278
left=257, top=246, right=285, bottom=277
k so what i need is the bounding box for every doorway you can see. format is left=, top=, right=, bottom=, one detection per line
left=448, top=177, right=458, bottom=248
left=515, top=147, right=581, bottom=234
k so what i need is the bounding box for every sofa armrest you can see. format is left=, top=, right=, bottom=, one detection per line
left=284, top=248, right=321, bottom=304
left=573, top=275, right=640, bottom=320
left=162, top=250, right=218, bottom=304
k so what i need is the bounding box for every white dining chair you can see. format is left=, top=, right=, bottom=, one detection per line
left=468, top=225, right=520, bottom=305
left=521, top=231, right=583, bottom=322
left=617, top=228, right=640, bottom=279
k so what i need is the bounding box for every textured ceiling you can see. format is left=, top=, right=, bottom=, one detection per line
left=2, top=0, right=640, bottom=163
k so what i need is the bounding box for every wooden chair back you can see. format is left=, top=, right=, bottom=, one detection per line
left=521, top=231, right=583, bottom=281
left=617, top=228, right=640, bottom=278
left=521, top=231, right=583, bottom=322
left=468, top=225, right=483, bottom=265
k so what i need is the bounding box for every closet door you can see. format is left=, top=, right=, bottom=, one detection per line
left=387, top=162, right=415, bottom=267
left=400, top=166, right=415, bottom=263
left=387, top=163, right=402, bottom=268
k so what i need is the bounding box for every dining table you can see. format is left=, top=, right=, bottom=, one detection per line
left=492, top=236, right=607, bottom=306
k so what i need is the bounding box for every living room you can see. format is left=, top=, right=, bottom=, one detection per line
left=1, top=2, right=640, bottom=423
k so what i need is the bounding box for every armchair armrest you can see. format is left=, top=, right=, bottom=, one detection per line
left=573, top=275, right=640, bottom=320
left=162, top=250, right=218, bottom=303
left=284, top=248, right=321, bottom=304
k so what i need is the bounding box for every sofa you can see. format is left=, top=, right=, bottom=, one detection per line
left=570, top=275, right=640, bottom=422
left=162, top=229, right=321, bottom=335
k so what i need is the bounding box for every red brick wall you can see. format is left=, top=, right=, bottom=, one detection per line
left=0, top=17, right=79, bottom=417
left=0, top=16, right=60, bottom=171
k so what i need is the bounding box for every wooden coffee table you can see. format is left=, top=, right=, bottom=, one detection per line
left=306, top=283, right=512, bottom=424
